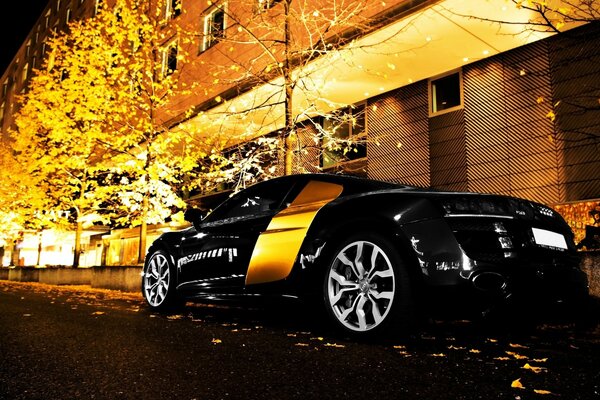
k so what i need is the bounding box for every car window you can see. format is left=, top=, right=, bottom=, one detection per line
left=203, top=178, right=297, bottom=223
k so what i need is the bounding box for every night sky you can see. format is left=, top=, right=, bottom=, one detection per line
left=1, top=0, right=49, bottom=74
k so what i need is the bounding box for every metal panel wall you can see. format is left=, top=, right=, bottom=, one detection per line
left=549, top=22, right=600, bottom=202
left=464, top=39, right=561, bottom=204
left=367, top=81, right=430, bottom=187
left=429, top=109, right=468, bottom=191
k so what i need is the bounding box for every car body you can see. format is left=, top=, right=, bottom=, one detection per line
left=142, top=173, right=589, bottom=337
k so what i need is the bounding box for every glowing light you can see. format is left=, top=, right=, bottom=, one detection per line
left=483, top=50, right=490, bottom=55
left=462, top=57, right=469, bottom=62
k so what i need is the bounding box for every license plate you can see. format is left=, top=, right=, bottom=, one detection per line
left=532, top=228, right=568, bottom=250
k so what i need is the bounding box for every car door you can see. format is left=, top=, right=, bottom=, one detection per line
left=177, top=178, right=297, bottom=293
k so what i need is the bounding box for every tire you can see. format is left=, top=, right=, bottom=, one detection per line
left=322, top=232, right=414, bottom=339
left=142, top=250, right=182, bottom=311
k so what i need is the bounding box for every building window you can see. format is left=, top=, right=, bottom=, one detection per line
left=22, top=63, right=29, bottom=83
left=429, top=70, right=463, bottom=116
left=160, top=41, right=178, bottom=78
left=201, top=5, right=226, bottom=52
left=94, top=0, right=103, bottom=16
left=165, top=0, right=182, bottom=20
left=322, top=102, right=367, bottom=169
left=256, top=0, right=282, bottom=12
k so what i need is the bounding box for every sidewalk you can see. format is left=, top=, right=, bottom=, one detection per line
left=1, top=252, right=599, bottom=298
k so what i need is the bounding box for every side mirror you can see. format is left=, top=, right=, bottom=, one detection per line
left=184, top=208, right=205, bottom=226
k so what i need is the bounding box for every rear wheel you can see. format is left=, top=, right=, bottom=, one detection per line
left=323, top=233, right=414, bottom=338
left=142, top=250, right=181, bottom=311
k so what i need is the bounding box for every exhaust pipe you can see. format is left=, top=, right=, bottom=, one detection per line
left=472, top=272, right=507, bottom=292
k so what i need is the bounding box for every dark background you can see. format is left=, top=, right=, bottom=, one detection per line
left=1, top=0, right=49, bottom=74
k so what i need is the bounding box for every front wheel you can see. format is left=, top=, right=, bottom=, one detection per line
left=142, top=250, right=181, bottom=311
left=323, top=233, right=414, bottom=338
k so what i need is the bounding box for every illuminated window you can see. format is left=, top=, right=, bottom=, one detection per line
left=22, top=63, right=29, bottom=83
left=201, top=5, right=225, bottom=52
left=165, top=0, right=182, bottom=19
left=160, top=41, right=178, bottom=78
left=429, top=70, right=463, bottom=116
left=257, top=0, right=282, bottom=12
left=322, top=102, right=367, bottom=168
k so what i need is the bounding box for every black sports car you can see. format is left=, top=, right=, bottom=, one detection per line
left=142, top=173, right=589, bottom=337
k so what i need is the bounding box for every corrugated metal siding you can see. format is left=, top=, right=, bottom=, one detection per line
left=464, top=39, right=561, bottom=204
left=549, top=22, right=600, bottom=202
left=429, top=109, right=468, bottom=191
left=367, top=81, right=430, bottom=187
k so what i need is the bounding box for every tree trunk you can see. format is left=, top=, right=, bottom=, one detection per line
left=138, top=195, right=149, bottom=265
left=73, top=219, right=83, bottom=268
left=283, top=0, right=294, bottom=176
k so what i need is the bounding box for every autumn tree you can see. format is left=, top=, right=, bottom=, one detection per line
left=11, top=0, right=216, bottom=265
left=188, top=0, right=413, bottom=182
left=10, top=14, right=131, bottom=267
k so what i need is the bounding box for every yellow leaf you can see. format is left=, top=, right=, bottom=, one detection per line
left=536, top=96, right=545, bottom=104
left=534, top=389, right=553, bottom=395
left=522, top=363, right=546, bottom=374
left=211, top=338, right=222, bottom=344
left=511, top=378, right=525, bottom=389
left=546, top=111, right=556, bottom=122
left=494, top=357, right=511, bottom=361
left=469, top=349, right=481, bottom=354
left=393, top=345, right=406, bottom=349
left=509, top=343, right=528, bottom=349
left=533, top=358, right=548, bottom=363
left=91, top=311, right=105, bottom=315
left=506, top=351, right=528, bottom=360
left=324, top=343, right=345, bottom=348
left=430, top=353, right=446, bottom=357
left=295, top=343, right=309, bottom=347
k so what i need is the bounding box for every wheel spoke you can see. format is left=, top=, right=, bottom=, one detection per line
left=368, top=247, right=381, bottom=276
left=355, top=295, right=368, bottom=330
left=330, top=270, right=359, bottom=289
left=354, top=242, right=366, bottom=278
left=370, top=269, right=393, bottom=280
left=370, top=289, right=394, bottom=300
left=368, top=296, right=384, bottom=325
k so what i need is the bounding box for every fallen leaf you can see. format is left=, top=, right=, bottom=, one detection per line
left=534, top=389, right=553, bottom=395
left=393, top=345, right=406, bottom=350
left=494, top=357, right=511, bottom=361
left=324, top=343, right=345, bottom=348
left=310, top=337, right=324, bottom=341
left=487, top=338, right=498, bottom=343
left=447, top=345, right=466, bottom=350
left=91, top=311, right=105, bottom=315
left=287, top=333, right=297, bottom=337
left=506, top=351, right=528, bottom=360
left=211, top=338, right=222, bottom=345
left=511, top=378, right=525, bottom=389
left=23, top=314, right=32, bottom=317
left=295, top=343, right=309, bottom=347
left=167, top=314, right=184, bottom=320
left=430, top=353, right=446, bottom=357
left=469, top=349, right=481, bottom=354
left=533, top=358, right=548, bottom=363
left=522, top=363, right=546, bottom=374
left=509, top=343, right=529, bottom=349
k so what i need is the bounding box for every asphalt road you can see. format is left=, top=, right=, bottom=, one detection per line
left=0, top=281, right=599, bottom=400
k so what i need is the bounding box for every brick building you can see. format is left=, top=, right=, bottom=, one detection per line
left=1, top=0, right=599, bottom=265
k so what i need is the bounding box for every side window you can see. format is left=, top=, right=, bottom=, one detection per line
left=204, top=179, right=296, bottom=223
left=201, top=5, right=226, bottom=52
left=429, top=69, right=463, bottom=116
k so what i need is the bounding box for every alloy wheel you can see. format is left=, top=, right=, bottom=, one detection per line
left=144, top=253, right=171, bottom=307
left=326, top=240, right=396, bottom=332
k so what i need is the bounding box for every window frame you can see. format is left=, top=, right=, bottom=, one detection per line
left=201, top=4, right=226, bottom=52
left=321, top=102, right=368, bottom=169
left=256, top=0, right=283, bottom=13
left=165, top=0, right=182, bottom=20
left=159, top=40, right=179, bottom=79
left=428, top=69, right=464, bottom=117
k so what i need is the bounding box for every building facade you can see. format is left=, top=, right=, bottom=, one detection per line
left=1, top=0, right=599, bottom=265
